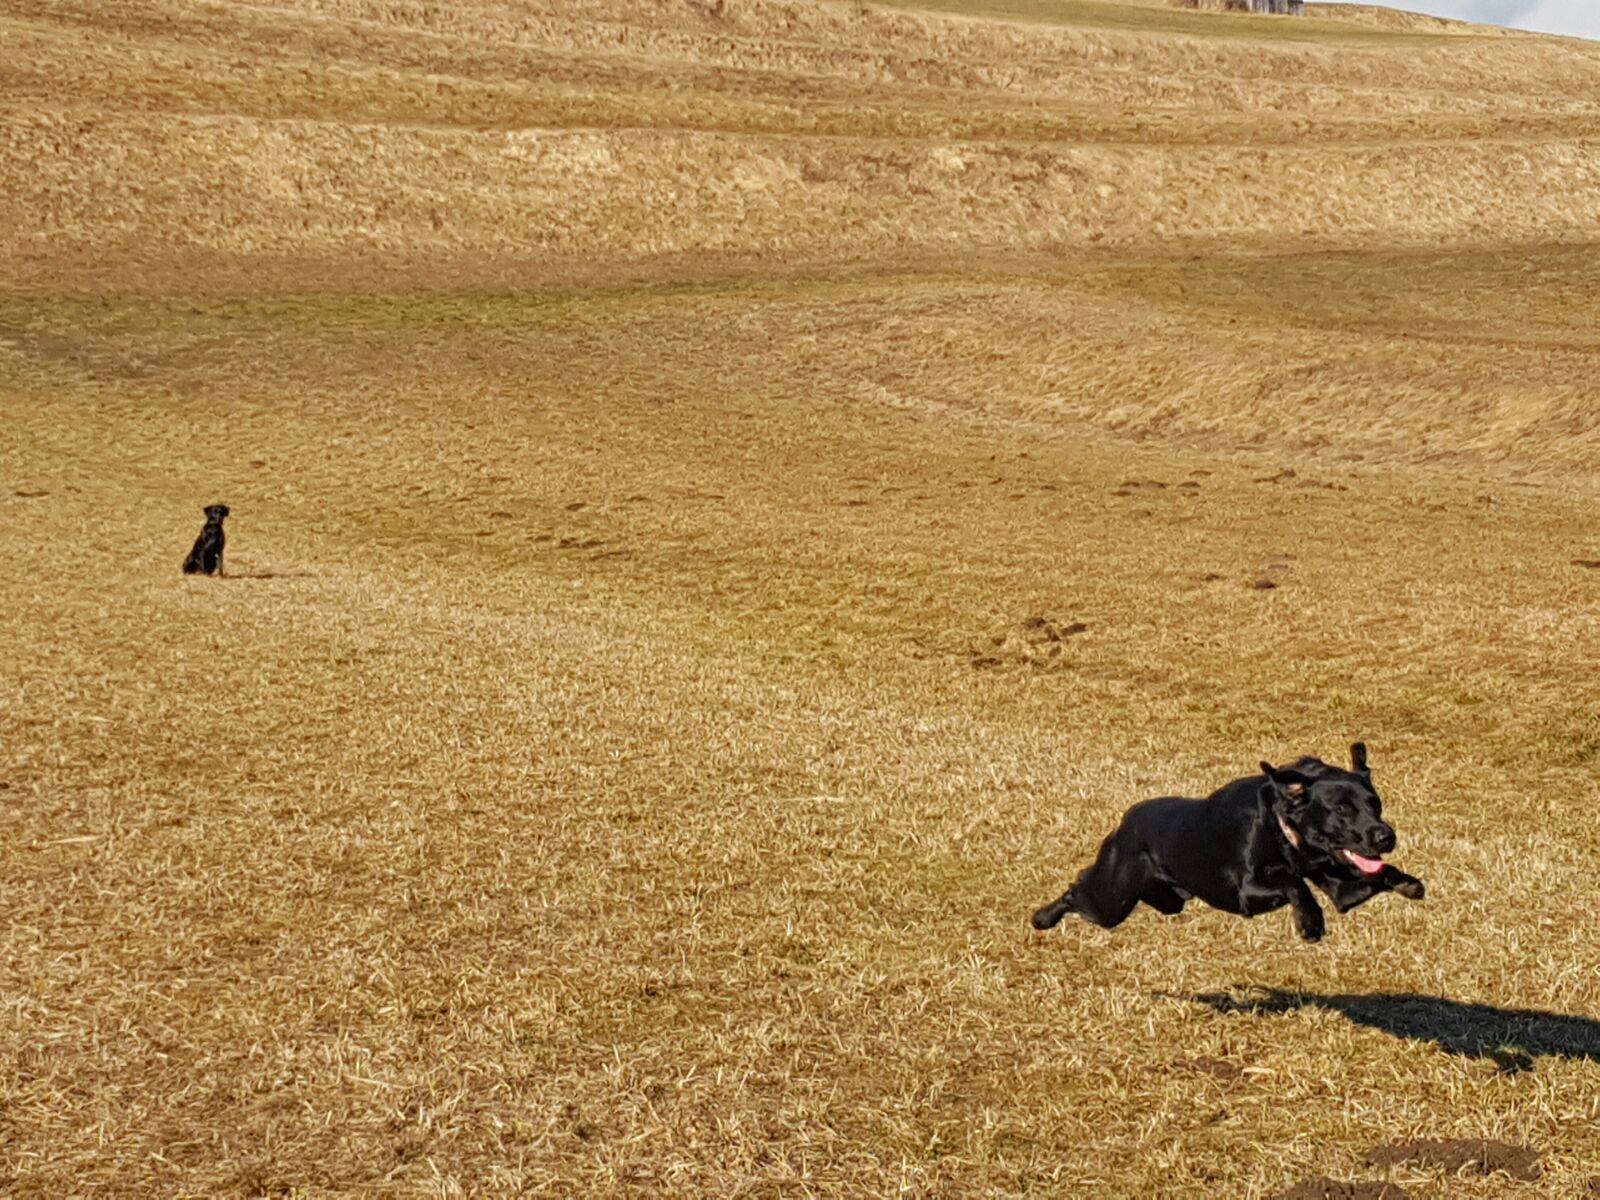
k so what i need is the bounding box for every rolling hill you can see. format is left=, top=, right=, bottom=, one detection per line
left=2, top=1, right=1598, bottom=1195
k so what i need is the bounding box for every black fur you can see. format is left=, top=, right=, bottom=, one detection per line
left=1031, top=743, right=1424, bottom=942
left=182, top=504, right=230, bottom=576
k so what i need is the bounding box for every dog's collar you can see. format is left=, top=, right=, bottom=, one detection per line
left=1276, top=813, right=1302, bottom=851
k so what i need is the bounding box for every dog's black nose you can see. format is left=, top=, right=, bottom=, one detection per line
left=1369, top=826, right=1396, bottom=854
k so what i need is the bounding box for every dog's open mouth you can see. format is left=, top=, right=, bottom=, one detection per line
left=1340, top=848, right=1386, bottom=875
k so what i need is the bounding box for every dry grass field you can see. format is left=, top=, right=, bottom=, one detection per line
left=3, top=0, right=1600, bottom=1195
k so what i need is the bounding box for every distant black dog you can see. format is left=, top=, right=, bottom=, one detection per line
left=182, top=503, right=230, bottom=576
left=1031, top=744, right=1423, bottom=942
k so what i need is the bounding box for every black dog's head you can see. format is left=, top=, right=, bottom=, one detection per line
left=204, top=503, right=230, bottom=523
left=1260, top=742, right=1395, bottom=874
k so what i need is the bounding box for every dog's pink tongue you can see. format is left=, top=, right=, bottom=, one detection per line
left=1346, top=851, right=1385, bottom=875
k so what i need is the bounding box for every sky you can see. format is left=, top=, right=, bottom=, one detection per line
left=1347, top=0, right=1600, bottom=38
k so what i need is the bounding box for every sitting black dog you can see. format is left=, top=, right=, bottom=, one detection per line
left=1030, top=744, right=1423, bottom=942
left=182, top=503, right=230, bottom=576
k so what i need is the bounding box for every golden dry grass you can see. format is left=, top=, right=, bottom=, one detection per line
left=2, top=0, right=1599, bottom=1195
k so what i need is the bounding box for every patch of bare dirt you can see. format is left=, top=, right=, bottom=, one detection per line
left=1269, top=1179, right=1409, bottom=1200
left=1163, top=1056, right=1245, bottom=1082
left=969, top=615, right=1087, bottom=668
left=1365, top=1138, right=1541, bottom=1181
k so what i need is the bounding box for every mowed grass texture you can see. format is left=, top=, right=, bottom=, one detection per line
left=3, top=1, right=1600, bottom=1197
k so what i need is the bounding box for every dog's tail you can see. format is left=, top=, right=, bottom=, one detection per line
left=1030, top=888, right=1078, bottom=930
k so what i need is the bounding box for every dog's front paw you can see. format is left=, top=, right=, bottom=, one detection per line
left=1296, top=910, right=1325, bottom=943
left=1394, top=876, right=1425, bottom=901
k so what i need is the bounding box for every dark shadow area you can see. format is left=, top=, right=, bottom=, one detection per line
left=1177, top=987, right=1600, bottom=1073
left=220, top=571, right=310, bottom=580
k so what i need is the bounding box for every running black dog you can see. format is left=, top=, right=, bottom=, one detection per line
left=1030, top=744, right=1423, bottom=942
left=182, top=503, right=230, bottom=576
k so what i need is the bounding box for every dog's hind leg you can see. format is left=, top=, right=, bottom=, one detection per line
left=1033, top=835, right=1149, bottom=931
left=1030, top=888, right=1079, bottom=930
left=1139, top=880, right=1188, bottom=915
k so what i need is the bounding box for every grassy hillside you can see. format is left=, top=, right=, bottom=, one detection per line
left=2, top=0, right=1598, bottom=1195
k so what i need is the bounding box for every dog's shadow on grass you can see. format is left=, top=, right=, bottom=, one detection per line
left=222, top=570, right=310, bottom=581
left=1175, top=987, right=1600, bottom=1073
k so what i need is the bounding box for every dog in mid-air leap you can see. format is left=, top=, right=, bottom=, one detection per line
left=182, top=503, right=230, bottom=577
left=1030, top=744, right=1424, bottom=942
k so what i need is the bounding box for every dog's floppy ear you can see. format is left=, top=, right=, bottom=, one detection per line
left=1350, top=741, right=1369, bottom=774
left=1260, top=761, right=1315, bottom=806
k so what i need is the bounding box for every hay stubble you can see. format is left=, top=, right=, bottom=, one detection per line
left=2, top=0, right=1599, bottom=1195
